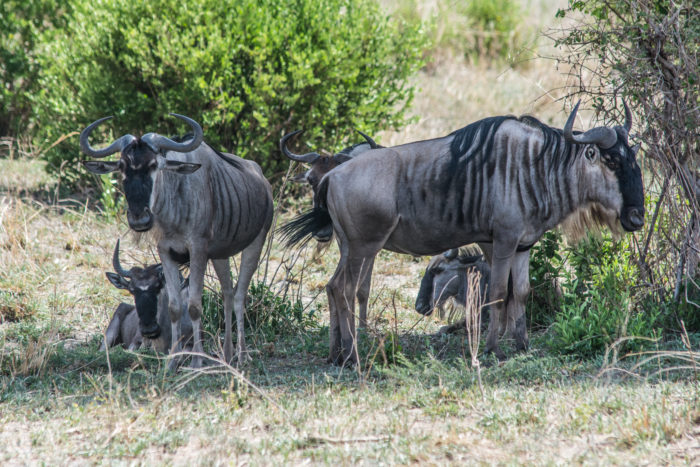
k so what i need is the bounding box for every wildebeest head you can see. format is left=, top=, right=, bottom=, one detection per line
left=81, top=114, right=204, bottom=231
left=280, top=129, right=379, bottom=193
left=415, top=249, right=489, bottom=316
left=563, top=101, right=644, bottom=233
left=105, top=239, right=165, bottom=339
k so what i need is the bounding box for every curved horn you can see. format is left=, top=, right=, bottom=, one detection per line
left=80, top=116, right=136, bottom=158
left=279, top=130, right=321, bottom=163
left=141, top=113, right=204, bottom=153
left=355, top=129, right=379, bottom=149
left=112, top=239, right=132, bottom=278
left=622, top=100, right=633, bottom=134
left=563, top=101, right=618, bottom=149
left=443, top=249, right=458, bottom=260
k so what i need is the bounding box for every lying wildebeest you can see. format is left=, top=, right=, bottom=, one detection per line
left=282, top=101, right=644, bottom=364
left=100, top=240, right=194, bottom=353
left=82, top=114, right=273, bottom=368
left=415, top=247, right=491, bottom=320
left=280, top=130, right=381, bottom=327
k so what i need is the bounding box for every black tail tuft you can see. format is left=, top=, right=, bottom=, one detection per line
left=278, top=208, right=332, bottom=247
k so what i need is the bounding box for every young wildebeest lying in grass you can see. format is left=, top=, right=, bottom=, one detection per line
left=100, top=240, right=194, bottom=353
left=282, top=101, right=644, bottom=365
left=415, top=247, right=491, bottom=330
left=280, top=129, right=380, bottom=328
left=81, top=114, right=273, bottom=369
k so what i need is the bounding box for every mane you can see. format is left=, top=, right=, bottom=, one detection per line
left=170, top=133, right=243, bottom=170
left=559, top=203, right=622, bottom=243
left=427, top=244, right=484, bottom=269
left=447, top=114, right=578, bottom=177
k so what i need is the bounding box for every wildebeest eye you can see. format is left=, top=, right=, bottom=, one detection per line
left=585, top=147, right=596, bottom=161
left=148, top=160, right=158, bottom=170
left=606, top=159, right=619, bottom=170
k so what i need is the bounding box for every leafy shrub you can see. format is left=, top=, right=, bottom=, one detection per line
left=0, top=0, right=69, bottom=139
left=35, top=0, right=426, bottom=186
left=548, top=235, right=662, bottom=356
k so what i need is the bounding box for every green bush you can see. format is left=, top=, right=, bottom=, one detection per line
left=34, top=0, right=426, bottom=186
left=0, top=0, right=68, bottom=139
left=548, top=235, right=662, bottom=356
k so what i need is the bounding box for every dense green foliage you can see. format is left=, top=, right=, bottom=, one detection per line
left=0, top=0, right=68, bottom=139
left=33, top=0, right=425, bottom=185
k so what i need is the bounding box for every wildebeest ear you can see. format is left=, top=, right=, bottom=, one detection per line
left=163, top=160, right=202, bottom=174
left=83, top=161, right=120, bottom=174
left=631, top=143, right=640, bottom=157
left=106, top=272, right=130, bottom=290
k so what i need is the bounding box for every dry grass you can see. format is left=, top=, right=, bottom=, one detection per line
left=1, top=0, right=698, bottom=464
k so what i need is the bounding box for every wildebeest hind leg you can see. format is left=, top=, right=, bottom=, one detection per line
left=212, top=258, right=235, bottom=364
left=356, top=258, right=374, bottom=329
left=231, top=228, right=267, bottom=366
left=484, top=251, right=514, bottom=361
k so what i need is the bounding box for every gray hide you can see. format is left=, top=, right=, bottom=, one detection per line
left=82, top=114, right=273, bottom=368
left=282, top=102, right=644, bottom=364
left=280, top=130, right=381, bottom=328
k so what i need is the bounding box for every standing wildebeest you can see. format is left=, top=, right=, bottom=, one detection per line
left=282, top=102, right=644, bottom=364
left=415, top=247, right=491, bottom=320
left=100, top=240, right=194, bottom=353
left=82, top=114, right=273, bottom=368
left=280, top=129, right=380, bottom=327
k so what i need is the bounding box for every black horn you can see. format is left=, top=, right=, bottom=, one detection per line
left=280, top=130, right=321, bottom=164
left=112, top=239, right=132, bottom=278
left=141, top=113, right=204, bottom=153
left=80, top=116, right=136, bottom=158
left=622, top=100, right=633, bottom=135
left=355, top=129, right=379, bottom=149
left=563, top=101, right=618, bottom=149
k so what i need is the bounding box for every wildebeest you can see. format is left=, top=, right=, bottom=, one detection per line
left=280, top=130, right=380, bottom=328
left=415, top=247, right=490, bottom=320
left=282, top=101, right=644, bottom=364
left=100, top=240, right=194, bottom=353
left=82, top=114, right=274, bottom=368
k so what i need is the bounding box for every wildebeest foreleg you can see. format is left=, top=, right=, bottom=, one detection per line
left=506, top=250, right=530, bottom=351
left=99, top=302, right=135, bottom=351
left=186, top=246, right=209, bottom=369
left=159, top=244, right=186, bottom=371
left=484, top=251, right=514, bottom=361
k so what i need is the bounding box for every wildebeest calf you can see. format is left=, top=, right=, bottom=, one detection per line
left=100, top=240, right=193, bottom=354
left=415, top=247, right=491, bottom=320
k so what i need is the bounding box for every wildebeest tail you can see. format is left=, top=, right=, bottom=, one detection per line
left=279, top=178, right=332, bottom=247
left=278, top=208, right=332, bottom=247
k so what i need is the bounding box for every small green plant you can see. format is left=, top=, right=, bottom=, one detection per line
left=201, top=280, right=317, bottom=343
left=528, top=230, right=563, bottom=328
left=98, top=173, right=124, bottom=219
left=548, top=235, right=662, bottom=356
